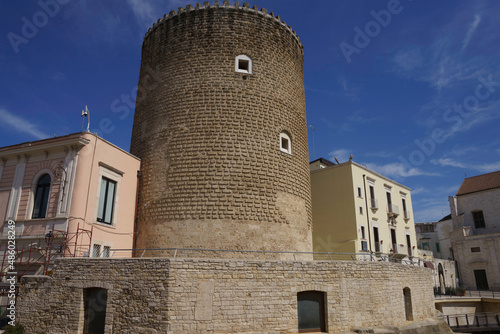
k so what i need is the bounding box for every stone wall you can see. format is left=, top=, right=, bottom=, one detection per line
left=18, top=257, right=436, bottom=333
left=129, top=2, right=312, bottom=257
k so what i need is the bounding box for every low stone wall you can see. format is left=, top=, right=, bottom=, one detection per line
left=17, top=257, right=437, bottom=333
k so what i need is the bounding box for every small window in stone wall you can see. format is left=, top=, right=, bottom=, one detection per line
left=235, top=55, right=252, bottom=74
left=280, top=132, right=292, bottom=155
left=471, top=247, right=481, bottom=253
left=297, top=291, right=327, bottom=333
left=84, top=288, right=108, bottom=334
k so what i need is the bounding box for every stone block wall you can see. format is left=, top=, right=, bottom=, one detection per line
left=18, top=257, right=436, bottom=333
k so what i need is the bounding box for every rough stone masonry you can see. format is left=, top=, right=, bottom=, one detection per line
left=18, top=257, right=437, bottom=333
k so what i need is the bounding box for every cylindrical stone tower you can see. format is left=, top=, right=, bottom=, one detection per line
left=130, top=2, right=312, bottom=258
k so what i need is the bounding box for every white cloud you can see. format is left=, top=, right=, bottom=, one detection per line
left=127, top=0, right=186, bottom=28
left=450, top=146, right=478, bottom=156
left=0, top=109, right=49, bottom=140
left=411, top=187, right=425, bottom=195
left=462, top=14, right=481, bottom=51
left=126, top=0, right=157, bottom=27
left=365, top=162, right=440, bottom=179
left=364, top=150, right=395, bottom=158
left=328, top=149, right=351, bottom=163
left=430, top=158, right=465, bottom=168
left=472, top=162, right=500, bottom=173
left=413, top=204, right=450, bottom=223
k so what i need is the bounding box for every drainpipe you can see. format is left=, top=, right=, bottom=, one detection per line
left=132, top=169, right=142, bottom=257
left=363, top=175, right=372, bottom=252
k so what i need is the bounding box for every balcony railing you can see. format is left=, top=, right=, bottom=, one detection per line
left=387, top=204, right=399, bottom=216
left=370, top=198, right=378, bottom=210
left=403, top=210, right=410, bottom=220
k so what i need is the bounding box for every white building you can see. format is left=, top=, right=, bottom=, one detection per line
left=449, top=170, right=500, bottom=290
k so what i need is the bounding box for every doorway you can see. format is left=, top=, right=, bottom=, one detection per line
left=474, top=270, right=489, bottom=291
left=391, top=229, right=397, bottom=253
left=403, top=287, right=413, bottom=321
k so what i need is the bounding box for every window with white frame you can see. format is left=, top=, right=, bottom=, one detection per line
left=357, top=186, right=363, bottom=198
left=92, top=243, right=111, bottom=258
left=102, top=246, right=111, bottom=258
left=97, top=177, right=116, bottom=225
left=92, top=244, right=101, bottom=257
left=235, top=55, right=252, bottom=74
left=280, top=132, right=292, bottom=155
left=95, top=164, right=122, bottom=227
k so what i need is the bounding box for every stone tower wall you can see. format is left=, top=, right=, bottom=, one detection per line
left=130, top=2, right=312, bottom=256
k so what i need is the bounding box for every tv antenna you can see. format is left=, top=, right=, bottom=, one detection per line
left=81, top=105, right=90, bottom=132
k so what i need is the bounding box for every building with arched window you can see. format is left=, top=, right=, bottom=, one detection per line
left=0, top=133, right=140, bottom=288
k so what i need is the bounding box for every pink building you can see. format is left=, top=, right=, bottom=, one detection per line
left=0, top=132, right=140, bottom=281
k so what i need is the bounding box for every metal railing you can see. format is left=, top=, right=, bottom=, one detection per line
left=387, top=204, right=399, bottom=215
left=435, top=288, right=500, bottom=299
left=370, top=198, right=378, bottom=209
left=96, top=247, right=423, bottom=266
left=444, top=312, right=500, bottom=330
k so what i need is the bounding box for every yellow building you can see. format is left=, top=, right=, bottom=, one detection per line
left=310, top=158, right=418, bottom=261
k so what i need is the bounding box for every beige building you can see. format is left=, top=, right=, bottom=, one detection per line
left=310, top=159, right=418, bottom=261
left=449, top=170, right=500, bottom=290
left=0, top=132, right=140, bottom=285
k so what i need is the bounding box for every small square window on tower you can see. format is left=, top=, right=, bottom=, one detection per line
left=235, top=55, right=252, bottom=74
left=280, top=132, right=292, bottom=155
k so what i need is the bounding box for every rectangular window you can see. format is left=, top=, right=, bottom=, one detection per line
left=391, top=228, right=397, bottom=253
left=402, top=198, right=409, bottom=219
left=435, top=242, right=440, bottom=253
left=386, top=191, right=393, bottom=213
left=472, top=211, right=486, bottom=229
left=297, top=291, right=326, bottom=333
left=103, top=246, right=111, bottom=258
left=359, top=206, right=363, bottom=215
left=357, top=186, right=362, bottom=198
left=92, top=244, right=101, bottom=258
left=97, top=177, right=116, bottom=225
left=369, top=185, right=376, bottom=208
left=471, top=247, right=481, bottom=253
left=373, top=227, right=380, bottom=252
left=360, top=226, right=366, bottom=239
left=407, top=234, right=412, bottom=257
left=361, top=240, right=368, bottom=251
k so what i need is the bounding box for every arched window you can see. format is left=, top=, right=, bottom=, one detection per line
left=235, top=55, right=252, bottom=74
left=32, top=174, right=51, bottom=219
left=297, top=291, right=327, bottom=332
left=280, top=132, right=292, bottom=155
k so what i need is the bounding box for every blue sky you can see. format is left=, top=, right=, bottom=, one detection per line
left=1, top=0, right=500, bottom=222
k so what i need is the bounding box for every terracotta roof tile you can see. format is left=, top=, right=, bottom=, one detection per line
left=456, top=170, right=500, bottom=196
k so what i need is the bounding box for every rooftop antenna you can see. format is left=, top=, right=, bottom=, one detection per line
left=309, top=124, right=316, bottom=159
left=81, top=105, right=90, bottom=132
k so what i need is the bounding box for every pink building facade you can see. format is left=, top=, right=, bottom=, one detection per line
left=0, top=132, right=140, bottom=282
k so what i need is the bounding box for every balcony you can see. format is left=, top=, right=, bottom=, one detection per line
left=370, top=198, right=378, bottom=211
left=387, top=204, right=399, bottom=217
left=403, top=210, right=410, bottom=220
